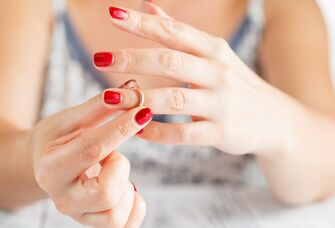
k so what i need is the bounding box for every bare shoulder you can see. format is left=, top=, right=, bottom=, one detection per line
left=262, top=0, right=327, bottom=59
left=260, top=0, right=335, bottom=115
left=264, top=0, right=323, bottom=21
left=0, top=1, right=53, bottom=129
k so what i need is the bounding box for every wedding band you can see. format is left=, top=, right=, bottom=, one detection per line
left=118, top=79, right=138, bottom=89
left=132, top=86, right=145, bottom=107
left=118, top=79, right=145, bottom=107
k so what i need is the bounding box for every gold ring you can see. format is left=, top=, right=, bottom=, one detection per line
left=132, top=86, right=145, bottom=107
left=118, top=79, right=145, bottom=107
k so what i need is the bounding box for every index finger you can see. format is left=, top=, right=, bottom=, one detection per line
left=108, top=6, right=229, bottom=60
left=52, top=106, right=153, bottom=183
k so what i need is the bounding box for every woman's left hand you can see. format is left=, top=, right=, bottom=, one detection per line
left=94, top=2, right=290, bottom=155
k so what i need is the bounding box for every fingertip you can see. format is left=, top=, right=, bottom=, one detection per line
left=134, top=107, right=154, bottom=126
left=109, top=6, right=129, bottom=20
left=93, top=52, right=114, bottom=68
left=103, top=89, right=123, bottom=105
left=102, top=88, right=141, bottom=111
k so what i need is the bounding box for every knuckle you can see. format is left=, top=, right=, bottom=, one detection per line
left=167, top=89, right=186, bottom=111
left=158, top=18, right=178, bottom=39
left=35, top=168, right=48, bottom=189
left=160, top=51, right=183, bottom=75
left=105, top=213, right=124, bottom=228
left=115, top=120, right=135, bottom=138
left=54, top=196, right=72, bottom=215
left=120, top=50, right=137, bottom=72
left=100, top=189, right=121, bottom=208
left=147, top=123, right=164, bottom=142
left=86, top=181, right=121, bottom=209
left=218, top=37, right=229, bottom=50
left=129, top=11, right=143, bottom=33
left=87, top=158, right=130, bottom=208
left=79, top=134, right=103, bottom=161
left=108, top=153, right=131, bottom=177
left=91, top=94, right=101, bottom=107
left=211, top=37, right=230, bottom=62
left=117, top=154, right=131, bottom=174
left=35, top=160, right=53, bottom=190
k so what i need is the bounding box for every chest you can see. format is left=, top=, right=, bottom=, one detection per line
left=66, top=0, right=248, bottom=88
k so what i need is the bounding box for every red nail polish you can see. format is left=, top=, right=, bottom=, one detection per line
left=104, top=91, right=122, bottom=105
left=94, top=52, right=114, bottom=67
left=131, top=181, right=137, bottom=192
left=135, top=108, right=153, bottom=125
left=109, top=7, right=128, bottom=20
left=136, top=129, right=144, bottom=135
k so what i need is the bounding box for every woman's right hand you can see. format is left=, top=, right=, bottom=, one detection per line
left=29, top=89, right=152, bottom=227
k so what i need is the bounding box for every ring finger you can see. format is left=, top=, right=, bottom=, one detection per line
left=103, top=87, right=216, bottom=118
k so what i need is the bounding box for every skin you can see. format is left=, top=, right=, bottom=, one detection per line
left=32, top=94, right=150, bottom=227
left=0, top=0, right=334, bottom=227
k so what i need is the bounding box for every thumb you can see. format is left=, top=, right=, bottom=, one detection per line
left=39, top=88, right=141, bottom=141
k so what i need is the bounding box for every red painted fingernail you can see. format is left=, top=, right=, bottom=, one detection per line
left=94, top=52, right=114, bottom=67
left=104, top=91, right=122, bottom=105
left=135, top=108, right=153, bottom=126
left=109, top=7, right=128, bottom=20
left=131, top=181, right=137, bottom=192
left=136, top=129, right=144, bottom=135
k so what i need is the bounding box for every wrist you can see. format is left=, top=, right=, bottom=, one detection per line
left=0, top=126, right=46, bottom=209
left=253, top=87, right=301, bottom=160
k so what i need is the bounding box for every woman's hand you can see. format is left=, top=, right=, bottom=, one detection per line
left=94, top=3, right=291, bottom=155
left=30, top=92, right=152, bottom=227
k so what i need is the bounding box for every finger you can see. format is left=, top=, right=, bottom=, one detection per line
left=108, top=6, right=229, bottom=59
left=124, top=193, right=146, bottom=228
left=68, top=152, right=131, bottom=213
left=40, top=94, right=109, bottom=141
left=94, top=49, right=220, bottom=87
left=144, top=88, right=215, bottom=117
left=137, top=121, right=220, bottom=146
left=80, top=182, right=135, bottom=227
left=52, top=106, right=153, bottom=183
left=99, top=88, right=216, bottom=118
left=103, top=88, right=140, bottom=110
left=41, top=88, right=138, bottom=141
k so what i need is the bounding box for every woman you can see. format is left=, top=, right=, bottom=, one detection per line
left=0, top=0, right=334, bottom=227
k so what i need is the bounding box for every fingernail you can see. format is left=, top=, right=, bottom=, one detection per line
left=131, top=181, right=137, bottom=192
left=135, top=108, right=153, bottom=125
left=94, top=52, right=114, bottom=67
left=109, top=7, right=128, bottom=20
left=136, top=129, right=144, bottom=135
left=104, top=91, right=122, bottom=105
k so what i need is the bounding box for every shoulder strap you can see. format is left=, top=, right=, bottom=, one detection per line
left=247, top=0, right=265, bottom=27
